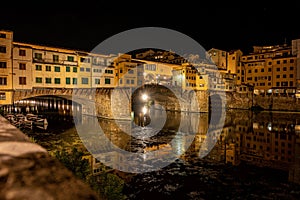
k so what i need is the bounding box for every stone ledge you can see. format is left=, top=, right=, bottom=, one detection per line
left=0, top=116, right=101, bottom=200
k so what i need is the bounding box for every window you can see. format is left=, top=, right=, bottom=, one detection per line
left=19, top=77, right=26, bottom=85
left=290, top=81, right=294, bottom=86
left=0, top=92, right=5, bottom=100
left=80, top=57, right=90, bottom=63
left=35, top=65, right=42, bottom=71
left=277, top=61, right=280, bottom=64
left=66, top=77, right=71, bottom=84
left=72, top=78, right=77, bottom=84
left=268, top=62, right=272, bottom=65
left=0, top=46, right=6, bottom=53
left=131, top=79, right=134, bottom=84
left=290, top=59, right=294, bottom=63
left=283, top=60, right=287, bottom=64
left=54, top=78, right=60, bottom=84
left=45, top=78, right=51, bottom=84
left=248, top=69, right=251, bottom=73
left=19, top=49, right=26, bottom=56
left=126, top=79, right=130, bottom=84
left=53, top=55, right=59, bottom=62
left=80, top=67, right=85, bottom=72
left=145, top=64, right=156, bottom=71
left=268, top=68, right=272, bottom=72
left=254, top=69, right=258, bottom=73
left=95, top=78, right=100, bottom=84
left=67, top=56, right=74, bottom=62
left=93, top=69, right=101, bottom=73
left=290, top=74, right=294, bottom=78
left=0, top=62, right=6, bottom=68
left=54, top=66, right=60, bottom=72
left=34, top=53, right=42, bottom=59
left=0, top=33, right=6, bottom=38
left=18, top=63, right=26, bottom=70
left=261, top=68, right=264, bottom=72
left=283, top=74, right=286, bottom=78
left=46, top=65, right=51, bottom=71
left=119, top=78, right=122, bottom=84
left=86, top=68, right=91, bottom=72
left=105, top=69, right=113, bottom=74
left=0, top=77, right=7, bottom=85
left=290, top=66, right=294, bottom=71
left=283, top=67, right=287, bottom=71
left=281, top=81, right=288, bottom=86
left=105, top=78, right=111, bottom=84
left=276, top=68, right=280, bottom=72
left=36, top=77, right=42, bottom=83
left=81, top=78, right=88, bottom=84
left=128, top=69, right=134, bottom=74
left=66, top=66, right=70, bottom=72
left=276, top=75, right=280, bottom=78
left=73, top=67, right=77, bottom=72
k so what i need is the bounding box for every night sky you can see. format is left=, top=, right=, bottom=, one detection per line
left=1, top=6, right=300, bottom=54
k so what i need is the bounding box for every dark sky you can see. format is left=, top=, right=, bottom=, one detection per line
left=1, top=6, right=300, bottom=54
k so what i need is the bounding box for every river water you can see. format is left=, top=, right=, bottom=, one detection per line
left=6, top=97, right=300, bottom=199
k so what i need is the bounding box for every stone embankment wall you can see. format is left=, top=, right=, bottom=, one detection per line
left=226, top=92, right=253, bottom=110
left=0, top=116, right=100, bottom=200
left=225, top=92, right=300, bottom=112
left=254, top=96, right=300, bottom=111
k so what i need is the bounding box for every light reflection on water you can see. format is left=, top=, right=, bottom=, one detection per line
left=12, top=97, right=300, bottom=198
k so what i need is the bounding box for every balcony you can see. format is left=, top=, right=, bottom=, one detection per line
left=33, top=58, right=77, bottom=66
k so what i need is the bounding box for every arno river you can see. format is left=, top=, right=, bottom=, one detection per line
left=5, top=96, right=300, bottom=199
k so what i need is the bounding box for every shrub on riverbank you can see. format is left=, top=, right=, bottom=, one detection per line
left=54, top=147, right=126, bottom=200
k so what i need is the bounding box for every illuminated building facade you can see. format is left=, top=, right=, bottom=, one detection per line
left=238, top=41, right=300, bottom=95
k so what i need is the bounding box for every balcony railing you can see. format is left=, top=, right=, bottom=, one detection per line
left=33, top=58, right=77, bottom=65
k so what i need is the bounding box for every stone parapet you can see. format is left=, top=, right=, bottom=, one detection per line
left=0, top=115, right=101, bottom=200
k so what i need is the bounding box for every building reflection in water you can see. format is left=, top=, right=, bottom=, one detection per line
left=5, top=97, right=300, bottom=183
left=78, top=109, right=300, bottom=184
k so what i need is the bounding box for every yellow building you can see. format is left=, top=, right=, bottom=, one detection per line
left=227, top=49, right=242, bottom=74
left=208, top=48, right=228, bottom=71
left=12, top=43, right=33, bottom=90
left=31, top=43, right=78, bottom=89
left=172, top=63, right=208, bottom=91
left=77, top=52, right=92, bottom=88
left=114, top=54, right=138, bottom=88
left=91, top=53, right=116, bottom=88
left=136, top=59, right=177, bottom=85
left=0, top=30, right=13, bottom=105
left=0, top=29, right=119, bottom=107
left=240, top=44, right=297, bottom=95
left=206, top=48, right=241, bottom=91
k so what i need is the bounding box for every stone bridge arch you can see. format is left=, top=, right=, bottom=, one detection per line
left=13, top=87, right=134, bottom=120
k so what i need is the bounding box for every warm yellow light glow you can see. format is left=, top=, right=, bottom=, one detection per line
left=142, top=106, right=147, bottom=115
left=142, top=94, right=148, bottom=101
